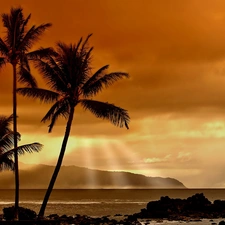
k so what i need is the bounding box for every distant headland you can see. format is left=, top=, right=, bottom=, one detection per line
left=0, top=163, right=186, bottom=189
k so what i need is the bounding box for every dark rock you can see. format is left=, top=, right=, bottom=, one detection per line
left=3, top=206, right=36, bottom=220
left=48, top=213, right=59, bottom=219
left=60, top=214, right=68, bottom=219
left=132, top=193, right=225, bottom=220
left=214, top=200, right=225, bottom=212
left=219, top=221, right=225, bottom=225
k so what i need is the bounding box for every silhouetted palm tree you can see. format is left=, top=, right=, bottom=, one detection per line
left=0, top=114, right=42, bottom=171
left=18, top=34, right=130, bottom=218
left=0, top=7, right=51, bottom=219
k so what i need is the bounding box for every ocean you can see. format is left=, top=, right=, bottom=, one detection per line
left=0, top=189, right=225, bottom=224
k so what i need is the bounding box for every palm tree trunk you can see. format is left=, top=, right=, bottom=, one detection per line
left=38, top=106, right=75, bottom=218
left=12, top=63, right=19, bottom=220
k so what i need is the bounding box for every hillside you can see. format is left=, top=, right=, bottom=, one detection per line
left=0, top=164, right=186, bottom=189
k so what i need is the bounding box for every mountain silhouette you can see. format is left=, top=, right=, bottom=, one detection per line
left=0, top=164, right=186, bottom=189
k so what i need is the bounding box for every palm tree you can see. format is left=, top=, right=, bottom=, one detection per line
left=0, top=114, right=43, bottom=171
left=17, top=34, right=130, bottom=218
left=0, top=7, right=51, bottom=219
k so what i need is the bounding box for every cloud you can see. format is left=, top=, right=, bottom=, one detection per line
left=177, top=152, right=191, bottom=162
left=144, top=155, right=171, bottom=164
left=2, top=0, right=225, bottom=120
left=2, top=0, right=225, bottom=188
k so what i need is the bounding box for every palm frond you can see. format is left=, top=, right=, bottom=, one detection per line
left=20, top=53, right=30, bottom=71
left=26, top=47, right=57, bottom=60
left=48, top=55, right=69, bottom=91
left=17, top=87, right=59, bottom=103
left=33, top=57, right=68, bottom=93
left=83, top=72, right=129, bottom=97
left=74, top=37, right=83, bottom=55
left=80, top=99, right=130, bottom=129
left=82, top=65, right=109, bottom=89
left=20, top=13, right=31, bottom=35
left=17, top=65, right=37, bottom=88
left=56, top=42, right=68, bottom=56
left=70, top=46, right=93, bottom=88
left=0, top=157, right=14, bottom=171
left=47, top=102, right=70, bottom=133
left=80, top=34, right=92, bottom=54
left=79, top=46, right=93, bottom=80
left=41, top=99, right=70, bottom=132
left=41, top=98, right=66, bottom=122
left=0, top=38, right=9, bottom=56
left=0, top=115, right=13, bottom=137
left=4, top=142, right=43, bottom=159
left=18, top=23, right=52, bottom=51
left=0, top=115, right=21, bottom=151
left=52, top=39, right=93, bottom=90
left=1, top=7, right=23, bottom=47
left=74, top=35, right=93, bottom=85
left=16, top=142, right=43, bottom=154
left=0, top=132, right=15, bottom=151
left=0, top=57, right=6, bottom=69
left=1, top=11, right=11, bottom=29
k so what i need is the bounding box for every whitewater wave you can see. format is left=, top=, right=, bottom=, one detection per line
left=0, top=201, right=146, bottom=205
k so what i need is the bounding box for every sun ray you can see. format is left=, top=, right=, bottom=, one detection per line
left=80, top=139, right=97, bottom=188
left=98, top=138, right=129, bottom=188
left=112, top=139, right=164, bottom=186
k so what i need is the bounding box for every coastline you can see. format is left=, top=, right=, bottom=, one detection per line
left=1, top=192, right=225, bottom=224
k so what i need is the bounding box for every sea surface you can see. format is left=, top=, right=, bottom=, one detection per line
left=0, top=189, right=225, bottom=224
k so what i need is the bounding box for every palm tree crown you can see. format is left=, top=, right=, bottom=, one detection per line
left=0, top=114, right=43, bottom=171
left=18, top=34, right=130, bottom=130
left=0, top=6, right=52, bottom=87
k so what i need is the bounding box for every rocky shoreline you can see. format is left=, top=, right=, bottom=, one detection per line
left=1, top=193, right=225, bottom=224
left=132, top=193, right=225, bottom=220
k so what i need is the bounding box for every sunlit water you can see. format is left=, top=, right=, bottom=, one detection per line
left=0, top=189, right=225, bottom=224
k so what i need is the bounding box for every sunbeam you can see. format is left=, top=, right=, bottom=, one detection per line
left=98, top=139, right=129, bottom=188
left=78, top=139, right=97, bottom=188
left=112, top=139, right=165, bottom=183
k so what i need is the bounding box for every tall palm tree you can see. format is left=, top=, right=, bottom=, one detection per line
left=17, top=34, right=130, bottom=218
left=0, top=114, right=43, bottom=171
left=0, top=7, right=51, bottom=219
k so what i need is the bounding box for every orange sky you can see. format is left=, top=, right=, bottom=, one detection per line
left=1, top=0, right=225, bottom=188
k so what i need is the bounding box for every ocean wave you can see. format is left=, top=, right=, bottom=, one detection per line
left=0, top=201, right=147, bottom=205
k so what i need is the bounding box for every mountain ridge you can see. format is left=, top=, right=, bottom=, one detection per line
left=0, top=163, right=186, bottom=189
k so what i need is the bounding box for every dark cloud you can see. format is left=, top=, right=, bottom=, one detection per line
left=2, top=0, right=225, bottom=119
